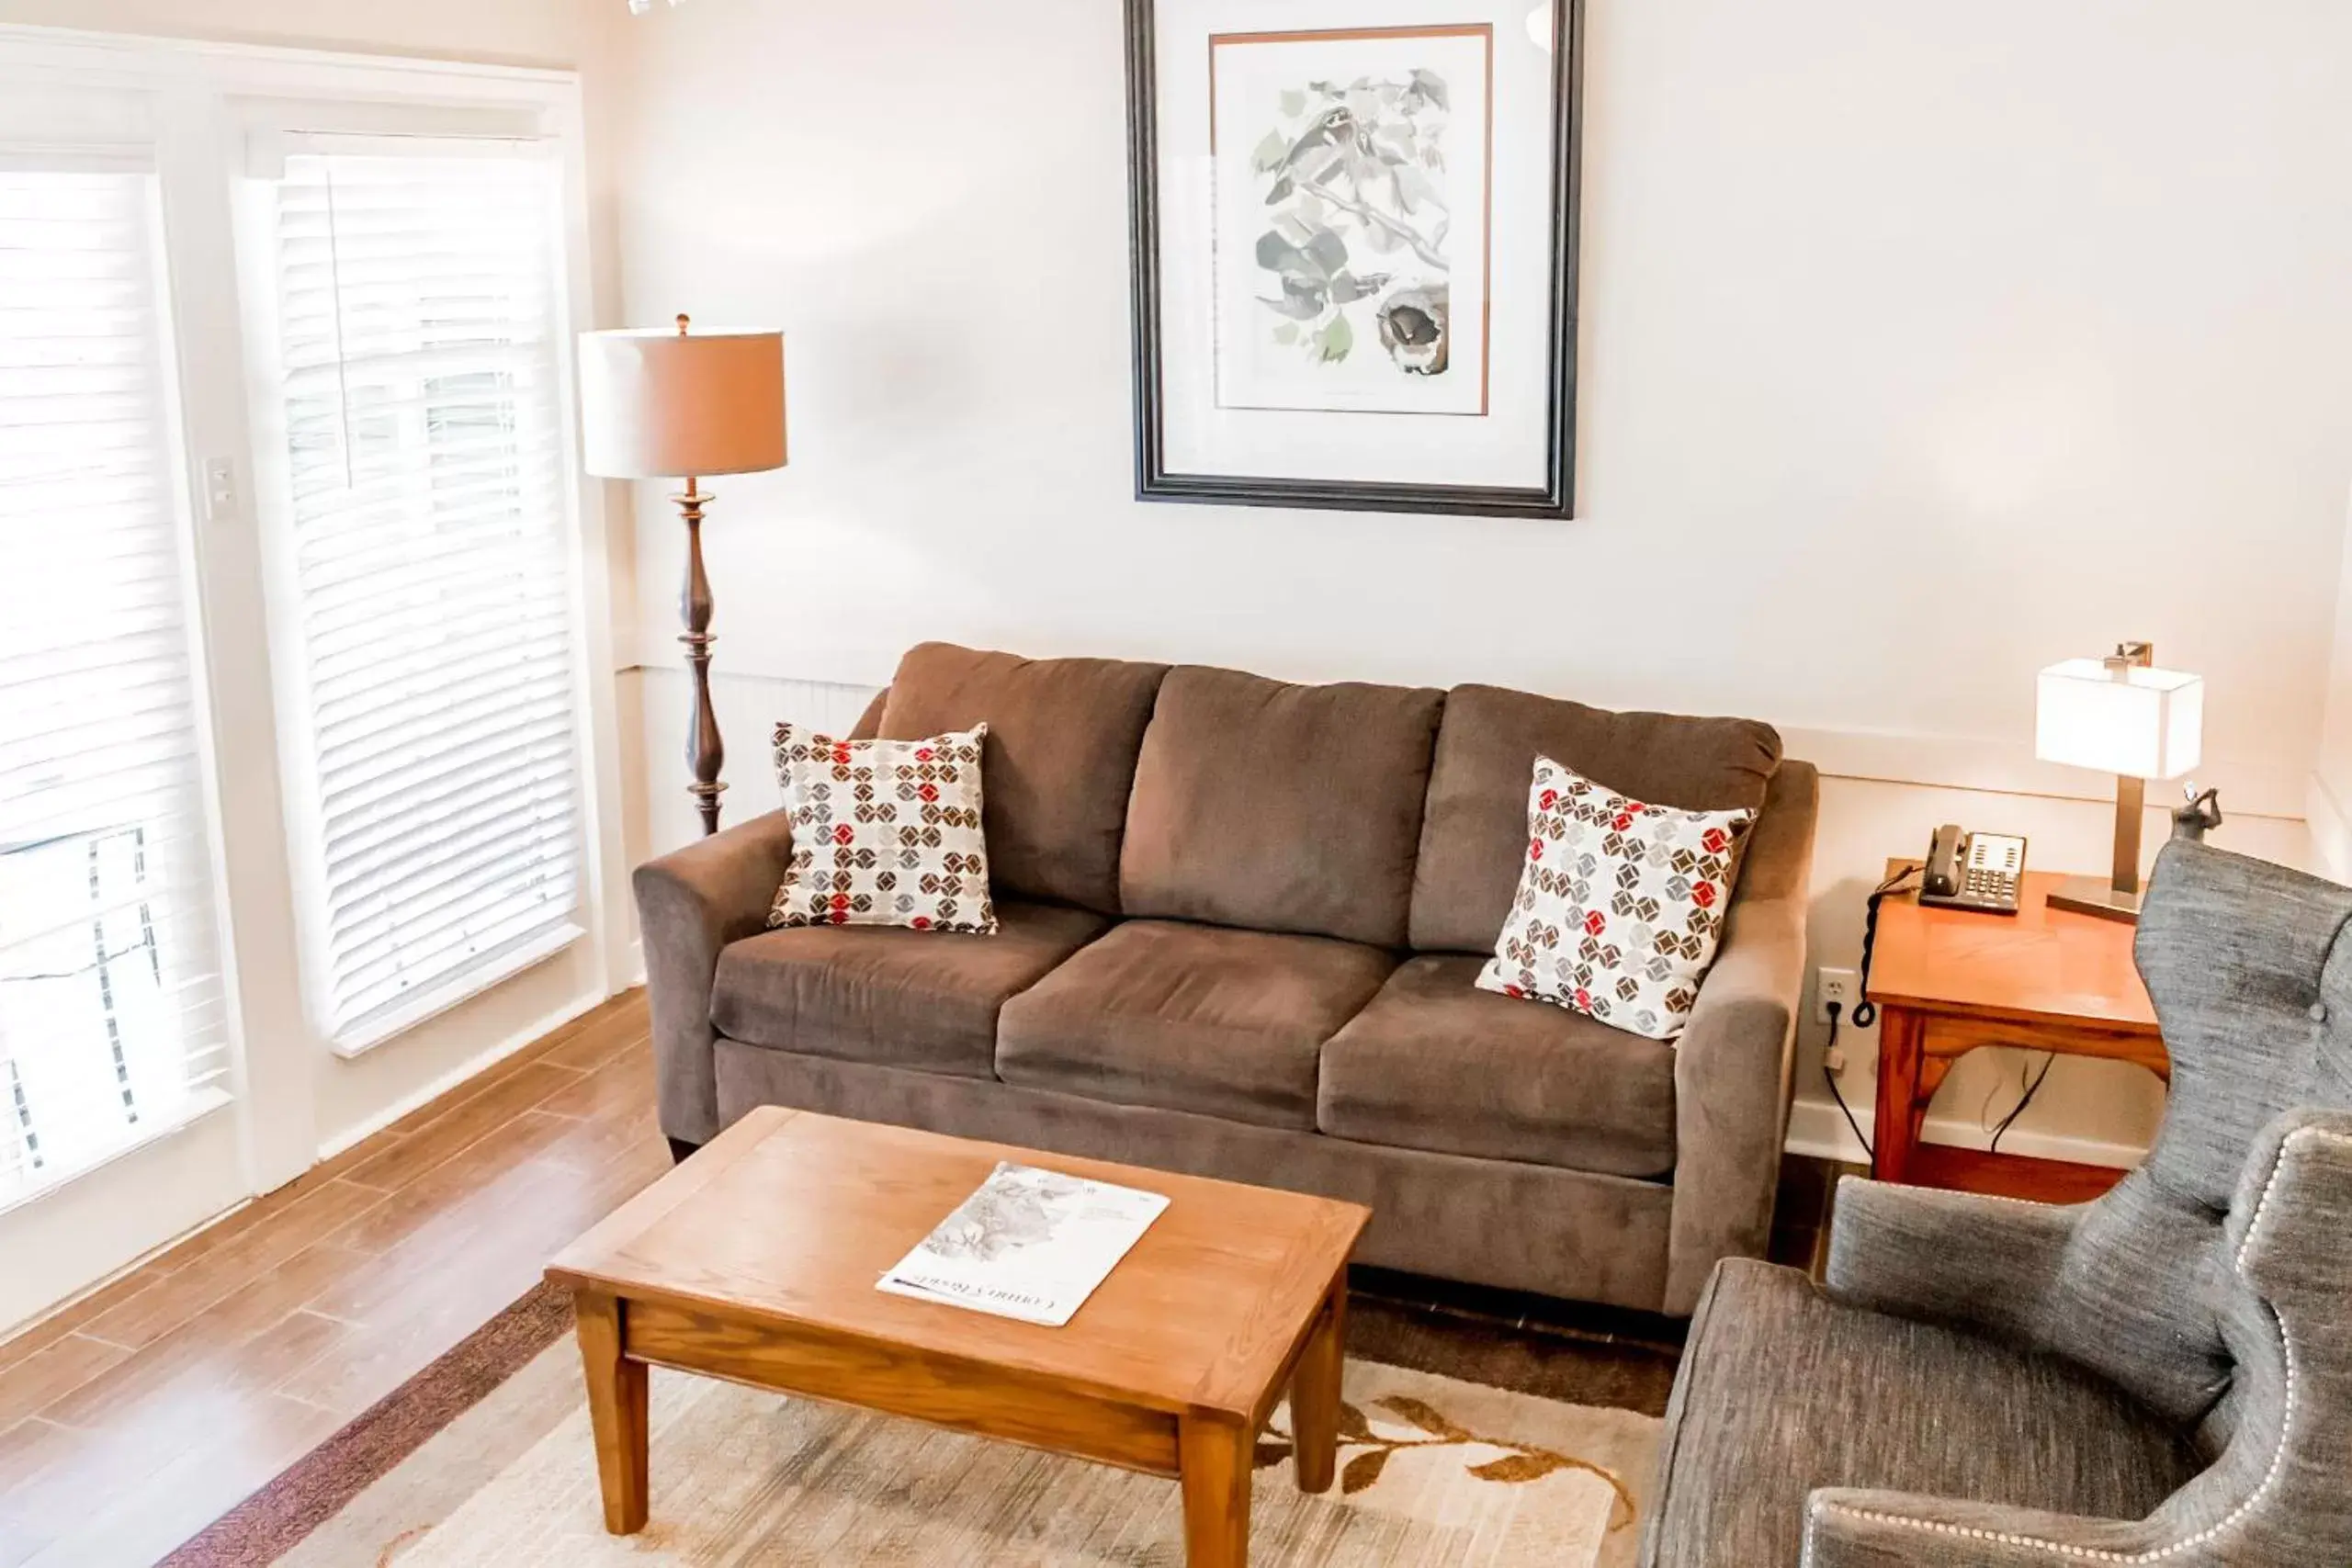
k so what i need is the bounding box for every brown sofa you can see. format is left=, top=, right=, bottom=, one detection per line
left=635, top=643, right=1819, bottom=1315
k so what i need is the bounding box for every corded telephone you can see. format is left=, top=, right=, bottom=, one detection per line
left=1918, top=824, right=2027, bottom=914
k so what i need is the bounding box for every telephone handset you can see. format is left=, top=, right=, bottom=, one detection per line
left=1918, top=824, right=2027, bottom=914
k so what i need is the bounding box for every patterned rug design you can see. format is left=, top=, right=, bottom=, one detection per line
left=166, top=1284, right=1660, bottom=1567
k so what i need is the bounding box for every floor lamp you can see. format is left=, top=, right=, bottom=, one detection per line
left=580, top=317, right=786, bottom=836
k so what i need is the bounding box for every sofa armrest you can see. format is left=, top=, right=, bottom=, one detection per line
left=632, top=809, right=795, bottom=1145
left=1665, top=759, right=1818, bottom=1314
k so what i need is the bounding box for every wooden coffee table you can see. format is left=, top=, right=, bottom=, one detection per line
left=545, top=1107, right=1370, bottom=1565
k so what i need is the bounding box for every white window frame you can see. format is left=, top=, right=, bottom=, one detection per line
left=0, top=139, right=232, bottom=1215
left=0, top=22, right=629, bottom=1333
left=233, top=115, right=596, bottom=1058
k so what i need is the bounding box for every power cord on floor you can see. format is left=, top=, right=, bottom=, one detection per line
left=1822, top=1001, right=1871, bottom=1161
left=1829, top=863, right=2054, bottom=1162
left=1987, top=1053, right=2055, bottom=1154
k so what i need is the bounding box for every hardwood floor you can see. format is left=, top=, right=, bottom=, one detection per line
left=0, top=991, right=1845, bottom=1566
left=0, top=994, right=665, bottom=1568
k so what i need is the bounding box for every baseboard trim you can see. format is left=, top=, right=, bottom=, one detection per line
left=1784, top=1095, right=2147, bottom=1173
left=316, top=990, right=603, bottom=1162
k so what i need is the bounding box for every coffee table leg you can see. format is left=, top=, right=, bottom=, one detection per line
left=575, top=1291, right=649, bottom=1534
left=1291, top=1278, right=1344, bottom=1495
left=1180, top=1413, right=1250, bottom=1566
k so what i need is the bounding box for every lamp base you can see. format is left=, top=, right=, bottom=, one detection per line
left=2046, top=874, right=2143, bottom=924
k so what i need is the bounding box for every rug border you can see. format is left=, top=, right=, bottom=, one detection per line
left=161, top=1275, right=1668, bottom=1564
left=156, top=1280, right=578, bottom=1568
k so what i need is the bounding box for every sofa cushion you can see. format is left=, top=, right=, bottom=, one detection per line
left=1120, top=666, right=1444, bottom=948
left=1319, top=954, right=1679, bottom=1178
left=768, top=723, right=995, bottom=934
left=712, top=899, right=1109, bottom=1077
left=1640, top=1259, right=2197, bottom=1568
left=876, top=642, right=1168, bottom=915
left=1476, top=755, right=1756, bottom=1042
left=996, top=919, right=1396, bottom=1129
left=1412, top=684, right=1782, bottom=953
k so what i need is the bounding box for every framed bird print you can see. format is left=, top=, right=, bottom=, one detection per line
left=1125, top=0, right=1583, bottom=518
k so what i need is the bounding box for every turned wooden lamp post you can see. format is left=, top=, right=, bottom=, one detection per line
left=580, top=316, right=786, bottom=836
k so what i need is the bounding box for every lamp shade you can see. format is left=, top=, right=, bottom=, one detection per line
left=578, top=327, right=786, bottom=479
left=2034, top=658, right=2203, bottom=780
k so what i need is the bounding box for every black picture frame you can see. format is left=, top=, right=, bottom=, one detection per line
left=1124, top=0, right=1584, bottom=520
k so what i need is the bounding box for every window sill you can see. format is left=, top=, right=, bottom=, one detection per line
left=0, top=1085, right=235, bottom=1224
left=327, top=921, right=586, bottom=1060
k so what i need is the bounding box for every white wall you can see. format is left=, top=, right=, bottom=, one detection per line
left=605, top=0, right=2352, bottom=1167
left=604, top=0, right=2352, bottom=779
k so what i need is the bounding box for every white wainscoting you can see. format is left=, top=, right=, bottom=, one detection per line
left=618, top=664, right=2312, bottom=1172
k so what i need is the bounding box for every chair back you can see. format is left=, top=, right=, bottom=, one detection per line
left=2059, top=840, right=2352, bottom=1426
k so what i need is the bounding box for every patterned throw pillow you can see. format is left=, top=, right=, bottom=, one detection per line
left=767, top=724, right=997, bottom=934
left=1476, top=755, right=1755, bottom=1041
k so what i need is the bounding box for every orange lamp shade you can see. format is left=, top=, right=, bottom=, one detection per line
left=578, top=327, right=786, bottom=479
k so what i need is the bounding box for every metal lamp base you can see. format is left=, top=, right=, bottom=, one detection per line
left=2047, top=766, right=2151, bottom=924
left=2047, top=874, right=2143, bottom=924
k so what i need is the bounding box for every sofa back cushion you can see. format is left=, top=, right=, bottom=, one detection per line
left=876, top=642, right=1168, bottom=914
left=1410, top=684, right=1782, bottom=953
left=1120, top=666, right=1443, bottom=948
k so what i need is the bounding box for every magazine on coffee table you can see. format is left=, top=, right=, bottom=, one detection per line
left=876, top=1161, right=1170, bottom=1327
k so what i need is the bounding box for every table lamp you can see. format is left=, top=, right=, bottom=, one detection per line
left=2033, top=641, right=2203, bottom=921
left=580, top=316, right=786, bottom=836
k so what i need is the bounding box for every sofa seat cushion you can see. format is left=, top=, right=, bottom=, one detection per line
left=1318, top=955, right=1679, bottom=1179
left=712, top=899, right=1109, bottom=1078
left=1640, top=1259, right=2199, bottom=1568
left=996, top=919, right=1396, bottom=1130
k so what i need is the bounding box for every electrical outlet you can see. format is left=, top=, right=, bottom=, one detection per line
left=1815, top=966, right=1859, bottom=1025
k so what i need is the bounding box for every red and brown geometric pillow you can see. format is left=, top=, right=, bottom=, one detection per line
left=1476, top=755, right=1754, bottom=1041
left=767, top=723, right=997, bottom=934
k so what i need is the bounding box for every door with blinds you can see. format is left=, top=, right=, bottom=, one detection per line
left=0, top=161, right=232, bottom=1207
left=256, top=141, right=590, bottom=1055
left=0, top=40, right=613, bottom=1338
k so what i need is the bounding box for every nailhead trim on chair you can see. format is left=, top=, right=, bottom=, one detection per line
left=1806, top=1127, right=2346, bottom=1565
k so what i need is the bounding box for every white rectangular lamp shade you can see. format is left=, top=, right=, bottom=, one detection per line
left=2034, top=660, right=2204, bottom=780
left=578, top=328, right=786, bottom=479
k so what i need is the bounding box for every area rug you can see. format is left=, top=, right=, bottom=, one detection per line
left=170, top=1285, right=1660, bottom=1567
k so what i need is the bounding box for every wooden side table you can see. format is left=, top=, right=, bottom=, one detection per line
left=1864, top=865, right=2168, bottom=1202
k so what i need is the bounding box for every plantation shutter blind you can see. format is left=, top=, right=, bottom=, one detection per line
left=0, top=163, right=232, bottom=1201
left=268, top=143, right=586, bottom=1050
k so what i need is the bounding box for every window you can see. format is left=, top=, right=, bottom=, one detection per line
left=0, top=31, right=614, bottom=1333
left=0, top=164, right=230, bottom=1202
left=263, top=144, right=586, bottom=1052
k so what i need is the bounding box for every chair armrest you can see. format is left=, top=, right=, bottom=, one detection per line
left=631, top=810, right=795, bottom=1145
left=1823, top=1178, right=2081, bottom=1342
left=1804, top=1108, right=2352, bottom=1567
left=1666, top=760, right=1818, bottom=1314
left=1803, top=1490, right=2153, bottom=1567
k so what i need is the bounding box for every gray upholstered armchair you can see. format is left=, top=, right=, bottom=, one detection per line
left=1640, top=839, right=2352, bottom=1565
